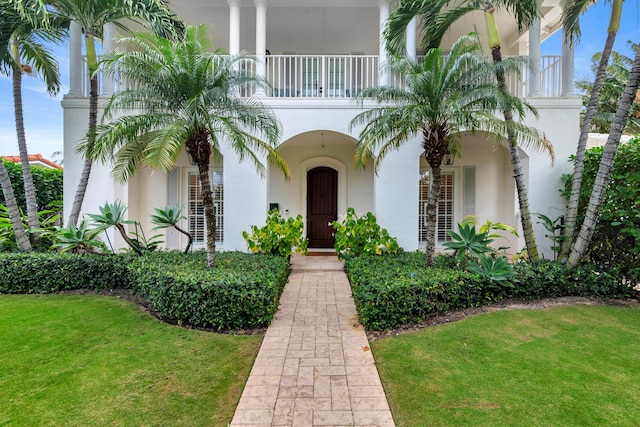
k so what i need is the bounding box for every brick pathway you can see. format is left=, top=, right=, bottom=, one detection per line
left=230, top=256, right=395, bottom=426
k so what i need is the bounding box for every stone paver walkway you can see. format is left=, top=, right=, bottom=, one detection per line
left=230, top=255, right=395, bottom=426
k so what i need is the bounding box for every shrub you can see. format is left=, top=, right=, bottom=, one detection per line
left=345, top=252, right=632, bottom=330
left=511, top=260, right=631, bottom=300
left=332, top=208, right=400, bottom=260
left=562, top=137, right=640, bottom=280
left=128, top=251, right=290, bottom=330
left=0, top=253, right=133, bottom=293
left=0, top=160, right=63, bottom=211
left=345, top=252, right=494, bottom=330
left=242, top=209, right=308, bottom=257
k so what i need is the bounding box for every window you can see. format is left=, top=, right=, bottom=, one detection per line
left=419, top=170, right=454, bottom=243
left=187, top=170, right=223, bottom=245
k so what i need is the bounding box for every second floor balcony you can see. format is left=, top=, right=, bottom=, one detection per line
left=79, top=53, right=564, bottom=100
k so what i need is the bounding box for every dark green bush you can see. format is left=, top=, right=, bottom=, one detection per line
left=0, top=160, right=63, bottom=210
left=511, top=260, right=631, bottom=300
left=129, top=251, right=290, bottom=330
left=345, top=252, right=633, bottom=330
left=0, top=253, right=132, bottom=293
left=562, top=137, right=640, bottom=280
left=345, top=252, right=495, bottom=330
left=0, top=251, right=290, bottom=331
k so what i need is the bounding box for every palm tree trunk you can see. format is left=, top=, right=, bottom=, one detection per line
left=173, top=224, right=193, bottom=254
left=10, top=37, right=40, bottom=233
left=197, top=161, right=217, bottom=268
left=559, top=2, right=622, bottom=259
left=0, top=161, right=31, bottom=252
left=568, top=45, right=640, bottom=268
left=67, top=36, right=98, bottom=227
left=425, top=163, right=442, bottom=266
left=485, top=4, right=540, bottom=262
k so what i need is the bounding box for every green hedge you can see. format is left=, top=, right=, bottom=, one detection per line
left=128, top=251, right=290, bottom=330
left=345, top=252, right=633, bottom=330
left=0, top=160, right=63, bottom=210
left=0, top=253, right=132, bottom=293
left=0, top=251, right=290, bottom=331
left=511, top=260, right=630, bottom=300
left=345, top=253, right=493, bottom=330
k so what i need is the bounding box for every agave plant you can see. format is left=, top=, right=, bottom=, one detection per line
left=443, top=223, right=495, bottom=262
left=151, top=205, right=193, bottom=254
left=51, top=220, right=105, bottom=254
left=467, top=253, right=515, bottom=289
left=87, top=200, right=141, bottom=255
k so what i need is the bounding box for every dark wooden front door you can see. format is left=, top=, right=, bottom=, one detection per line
left=307, top=167, right=338, bottom=248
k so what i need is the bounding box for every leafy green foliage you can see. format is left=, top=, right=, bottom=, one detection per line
left=151, top=204, right=192, bottom=254
left=242, top=209, right=308, bottom=257
left=50, top=220, right=105, bottom=253
left=332, top=208, right=400, bottom=260
left=128, top=251, right=290, bottom=330
left=443, top=223, right=495, bottom=261
left=345, top=252, right=492, bottom=330
left=562, top=137, right=640, bottom=280
left=467, top=254, right=514, bottom=289
left=0, top=250, right=291, bottom=331
left=345, top=252, right=631, bottom=330
left=534, top=212, right=565, bottom=260
left=0, top=203, right=62, bottom=252
left=511, top=260, right=631, bottom=300
left=0, top=253, right=133, bottom=293
left=0, top=160, right=63, bottom=211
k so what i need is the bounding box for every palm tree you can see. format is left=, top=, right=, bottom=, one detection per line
left=559, top=0, right=625, bottom=259
left=385, top=0, right=546, bottom=262
left=0, top=1, right=67, bottom=246
left=15, top=0, right=184, bottom=227
left=576, top=45, right=640, bottom=134
left=568, top=43, right=640, bottom=267
left=350, top=34, right=548, bottom=265
left=83, top=25, right=290, bottom=267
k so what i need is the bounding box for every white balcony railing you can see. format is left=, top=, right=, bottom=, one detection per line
left=81, top=54, right=563, bottom=99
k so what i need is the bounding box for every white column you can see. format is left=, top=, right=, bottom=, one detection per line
left=254, top=0, right=267, bottom=97
left=378, top=0, right=390, bottom=86
left=101, top=23, right=116, bottom=96
left=406, top=17, right=417, bottom=60
left=228, top=0, right=241, bottom=55
left=528, top=18, right=541, bottom=96
left=68, top=21, right=83, bottom=97
left=561, top=28, right=575, bottom=96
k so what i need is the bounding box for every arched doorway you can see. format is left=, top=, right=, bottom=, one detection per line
left=306, top=166, right=338, bottom=248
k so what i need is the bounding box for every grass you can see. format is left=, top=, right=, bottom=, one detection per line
left=0, top=295, right=262, bottom=426
left=372, top=305, right=640, bottom=427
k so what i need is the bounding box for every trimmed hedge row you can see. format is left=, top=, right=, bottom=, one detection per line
left=128, top=251, right=290, bottom=330
left=0, top=253, right=133, bottom=293
left=0, top=251, right=290, bottom=331
left=345, top=252, right=633, bottom=330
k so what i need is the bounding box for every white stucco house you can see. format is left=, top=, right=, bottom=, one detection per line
left=62, top=0, right=580, bottom=256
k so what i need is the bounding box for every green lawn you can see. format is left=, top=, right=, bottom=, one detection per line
left=372, top=305, right=640, bottom=427
left=0, top=295, right=261, bottom=426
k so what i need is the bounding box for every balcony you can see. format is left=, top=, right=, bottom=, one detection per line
left=81, top=54, right=563, bottom=99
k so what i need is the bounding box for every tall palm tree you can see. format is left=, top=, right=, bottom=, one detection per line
left=16, top=0, right=184, bottom=227
left=568, top=45, right=640, bottom=267
left=559, top=0, right=624, bottom=259
left=0, top=0, right=67, bottom=245
left=83, top=25, right=290, bottom=267
left=350, top=34, right=548, bottom=265
left=385, top=0, right=547, bottom=262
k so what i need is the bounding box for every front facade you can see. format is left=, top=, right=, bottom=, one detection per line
left=62, top=0, right=580, bottom=257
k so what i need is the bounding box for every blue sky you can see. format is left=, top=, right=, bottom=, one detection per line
left=0, top=1, right=639, bottom=158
